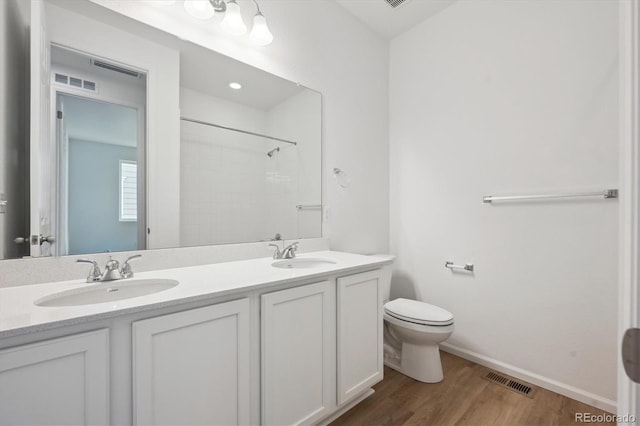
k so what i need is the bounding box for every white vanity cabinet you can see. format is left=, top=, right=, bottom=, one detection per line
left=132, top=298, right=251, bottom=426
left=0, top=252, right=392, bottom=426
left=0, top=329, right=110, bottom=426
left=260, top=269, right=384, bottom=425
left=337, top=270, right=384, bottom=404
left=261, top=280, right=336, bottom=426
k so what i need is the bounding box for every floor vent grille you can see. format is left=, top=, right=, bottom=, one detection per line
left=483, top=370, right=535, bottom=398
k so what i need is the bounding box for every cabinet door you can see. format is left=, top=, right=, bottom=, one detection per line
left=0, top=329, right=110, bottom=426
left=337, top=270, right=383, bottom=404
left=261, top=281, right=336, bottom=426
left=133, top=298, right=250, bottom=426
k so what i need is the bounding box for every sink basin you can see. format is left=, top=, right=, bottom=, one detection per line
left=35, top=279, right=179, bottom=307
left=271, top=258, right=337, bottom=269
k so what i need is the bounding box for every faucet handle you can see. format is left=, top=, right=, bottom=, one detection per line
left=123, top=254, right=142, bottom=264
left=268, top=243, right=283, bottom=260
left=77, top=259, right=101, bottom=283
left=121, top=254, right=142, bottom=279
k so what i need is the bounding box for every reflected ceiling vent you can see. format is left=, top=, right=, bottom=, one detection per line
left=91, top=59, right=140, bottom=78
left=53, top=73, right=97, bottom=92
left=385, top=0, right=411, bottom=8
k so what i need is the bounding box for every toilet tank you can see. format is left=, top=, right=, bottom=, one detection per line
left=369, top=254, right=395, bottom=302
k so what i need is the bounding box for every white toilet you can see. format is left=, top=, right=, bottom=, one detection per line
left=376, top=259, right=454, bottom=383
left=383, top=298, right=454, bottom=383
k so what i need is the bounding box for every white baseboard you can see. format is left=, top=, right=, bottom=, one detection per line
left=440, top=342, right=617, bottom=414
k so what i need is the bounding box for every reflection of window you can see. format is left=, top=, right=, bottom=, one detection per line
left=120, top=160, right=137, bottom=222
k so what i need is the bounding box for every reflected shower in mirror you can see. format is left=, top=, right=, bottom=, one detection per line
left=179, top=78, right=321, bottom=247
left=177, top=36, right=321, bottom=249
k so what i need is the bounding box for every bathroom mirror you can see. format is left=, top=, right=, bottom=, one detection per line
left=0, top=0, right=322, bottom=260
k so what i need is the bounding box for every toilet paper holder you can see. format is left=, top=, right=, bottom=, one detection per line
left=445, top=261, right=474, bottom=272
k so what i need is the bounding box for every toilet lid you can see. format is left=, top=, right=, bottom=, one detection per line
left=384, top=298, right=454, bottom=326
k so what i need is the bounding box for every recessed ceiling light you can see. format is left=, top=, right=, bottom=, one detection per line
left=229, top=82, right=242, bottom=90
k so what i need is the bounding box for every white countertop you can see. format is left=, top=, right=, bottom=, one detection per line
left=0, top=251, right=392, bottom=338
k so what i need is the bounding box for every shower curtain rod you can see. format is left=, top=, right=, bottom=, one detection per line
left=180, top=117, right=298, bottom=146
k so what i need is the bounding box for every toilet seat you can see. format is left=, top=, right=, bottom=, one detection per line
left=384, top=298, right=454, bottom=326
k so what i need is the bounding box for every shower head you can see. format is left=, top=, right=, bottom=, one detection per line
left=267, top=147, right=280, bottom=157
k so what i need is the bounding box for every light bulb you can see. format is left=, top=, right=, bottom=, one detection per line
left=250, top=12, right=273, bottom=46
left=220, top=0, right=247, bottom=36
left=184, top=0, right=215, bottom=20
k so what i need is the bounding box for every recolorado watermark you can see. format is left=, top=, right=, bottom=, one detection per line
left=575, top=413, right=636, bottom=423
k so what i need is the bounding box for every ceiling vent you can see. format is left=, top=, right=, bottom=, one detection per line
left=53, top=73, right=97, bottom=92
left=385, top=0, right=410, bottom=8
left=91, top=59, right=140, bottom=78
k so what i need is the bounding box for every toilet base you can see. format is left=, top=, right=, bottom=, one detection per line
left=384, top=342, right=445, bottom=383
left=402, top=342, right=444, bottom=383
left=383, top=312, right=453, bottom=384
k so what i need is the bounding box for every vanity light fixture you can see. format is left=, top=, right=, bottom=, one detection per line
left=229, top=82, right=242, bottom=90
left=184, top=0, right=215, bottom=20
left=220, top=0, right=247, bottom=36
left=249, top=1, right=274, bottom=46
left=152, top=0, right=274, bottom=45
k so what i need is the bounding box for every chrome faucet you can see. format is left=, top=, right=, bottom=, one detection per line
left=269, top=241, right=299, bottom=260
left=77, top=254, right=142, bottom=283
left=282, top=242, right=299, bottom=259
left=101, top=256, right=122, bottom=281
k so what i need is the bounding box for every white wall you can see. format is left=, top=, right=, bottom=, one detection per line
left=390, top=0, right=618, bottom=410
left=89, top=0, right=390, bottom=255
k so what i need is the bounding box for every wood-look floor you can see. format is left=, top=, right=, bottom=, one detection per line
left=330, top=352, right=614, bottom=426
